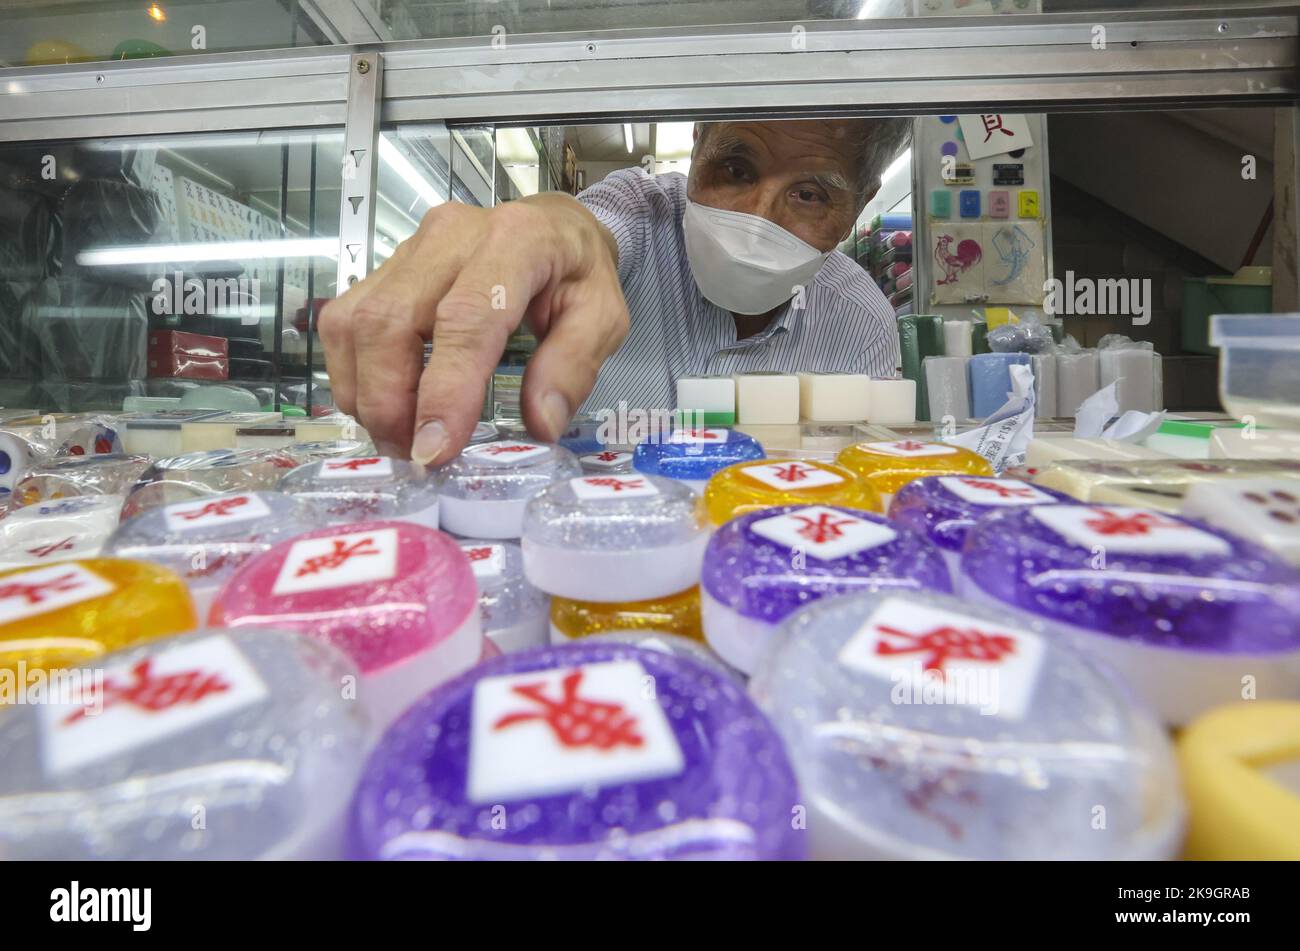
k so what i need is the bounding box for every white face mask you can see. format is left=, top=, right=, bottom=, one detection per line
left=682, top=201, right=832, bottom=316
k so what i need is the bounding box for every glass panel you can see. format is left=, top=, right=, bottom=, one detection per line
left=378, top=107, right=1283, bottom=432
left=0, top=128, right=342, bottom=415
left=0, top=0, right=1260, bottom=66
left=0, top=0, right=329, bottom=66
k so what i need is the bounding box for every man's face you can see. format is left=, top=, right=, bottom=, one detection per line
left=687, top=120, right=873, bottom=253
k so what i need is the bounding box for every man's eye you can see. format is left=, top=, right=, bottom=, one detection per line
left=796, top=189, right=825, bottom=203
left=723, top=162, right=751, bottom=182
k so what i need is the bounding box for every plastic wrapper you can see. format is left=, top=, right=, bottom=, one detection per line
left=0, top=558, right=197, bottom=675
left=0, top=411, right=123, bottom=457
left=0, top=495, right=125, bottom=570
left=521, top=474, right=707, bottom=602
left=922, top=355, right=970, bottom=423
left=1033, top=457, right=1300, bottom=501
left=988, top=314, right=1055, bottom=354
left=11, top=453, right=150, bottom=505
left=701, top=506, right=950, bottom=674
left=1097, top=334, right=1163, bottom=413
left=0, top=628, right=366, bottom=859
left=104, top=490, right=320, bottom=620
left=969, top=352, right=1032, bottom=418
left=210, top=521, right=481, bottom=731
left=703, top=458, right=878, bottom=524
left=0, top=429, right=50, bottom=501
left=897, top=315, right=944, bottom=421
left=456, top=538, right=550, bottom=654
left=434, top=440, right=580, bottom=540
left=631, top=426, right=765, bottom=491
left=550, top=586, right=704, bottom=644
left=121, top=447, right=299, bottom=520
left=348, top=642, right=803, bottom=860
left=886, top=475, right=1071, bottom=575
left=749, top=588, right=1184, bottom=860
left=276, top=455, right=439, bottom=529
left=281, top=439, right=376, bottom=466
left=960, top=504, right=1300, bottom=725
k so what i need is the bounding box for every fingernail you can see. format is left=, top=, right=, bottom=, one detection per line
left=540, top=391, right=571, bottom=439
left=411, top=420, right=448, bottom=465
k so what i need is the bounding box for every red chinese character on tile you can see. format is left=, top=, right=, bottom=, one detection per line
left=769, top=463, right=816, bottom=483
left=325, top=457, right=383, bottom=472
left=175, top=496, right=249, bottom=520
left=94, top=436, right=115, bottom=454
left=62, top=658, right=231, bottom=725
left=494, top=669, right=644, bottom=750
left=25, top=537, right=76, bottom=559
left=980, top=114, right=1014, bottom=142
left=295, top=536, right=381, bottom=576
left=1083, top=510, right=1179, bottom=537
left=594, top=451, right=622, bottom=462
left=790, top=511, right=858, bottom=544
left=466, top=546, right=494, bottom=562
left=481, top=444, right=539, bottom=455
left=892, top=440, right=929, bottom=452
left=584, top=477, right=645, bottom=492
left=0, top=571, right=84, bottom=605
left=959, top=478, right=1035, bottom=499
left=875, top=624, right=1016, bottom=676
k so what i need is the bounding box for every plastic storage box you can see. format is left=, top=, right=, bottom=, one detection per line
left=1210, top=313, right=1300, bottom=428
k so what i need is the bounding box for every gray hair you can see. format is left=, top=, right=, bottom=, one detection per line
left=694, top=118, right=911, bottom=209
left=850, top=118, right=912, bottom=205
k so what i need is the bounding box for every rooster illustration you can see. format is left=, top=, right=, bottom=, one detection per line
left=934, top=234, right=983, bottom=286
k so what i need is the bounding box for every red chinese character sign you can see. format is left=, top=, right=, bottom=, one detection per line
left=1033, top=506, right=1232, bottom=557
left=749, top=506, right=897, bottom=561
left=838, top=598, right=1046, bottom=720
left=272, top=527, right=400, bottom=595
left=956, top=113, right=1033, bottom=161
left=466, top=660, right=686, bottom=803
left=0, top=564, right=116, bottom=626
left=39, top=635, right=270, bottom=775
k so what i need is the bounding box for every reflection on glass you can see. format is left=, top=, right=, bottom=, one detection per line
left=0, top=129, right=341, bottom=414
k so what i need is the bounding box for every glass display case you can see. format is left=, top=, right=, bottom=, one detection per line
left=0, top=1, right=1298, bottom=866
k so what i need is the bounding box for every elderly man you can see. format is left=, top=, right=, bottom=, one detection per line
left=319, top=118, right=909, bottom=464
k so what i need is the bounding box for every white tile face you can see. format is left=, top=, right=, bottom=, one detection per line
left=741, top=461, right=844, bottom=491
left=580, top=450, right=632, bottom=469
left=0, top=564, right=116, bottom=626
left=666, top=428, right=729, bottom=445
left=272, top=527, right=399, bottom=595
left=163, top=493, right=273, bottom=532
left=1032, top=506, right=1232, bottom=557
left=460, top=543, right=505, bottom=580
left=570, top=476, right=660, bottom=500
left=463, top=441, right=551, bottom=465
left=838, top=598, right=1045, bottom=720
left=39, top=635, right=269, bottom=775
left=748, top=506, right=895, bottom=561
left=316, top=456, right=393, bottom=480
left=466, top=660, right=685, bottom=803
left=860, top=440, right=958, bottom=459
left=1182, top=478, right=1300, bottom=565
left=938, top=476, right=1058, bottom=507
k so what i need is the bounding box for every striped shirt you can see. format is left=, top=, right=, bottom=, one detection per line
left=577, top=168, right=900, bottom=416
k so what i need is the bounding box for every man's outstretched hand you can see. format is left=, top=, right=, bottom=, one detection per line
left=318, top=194, right=629, bottom=465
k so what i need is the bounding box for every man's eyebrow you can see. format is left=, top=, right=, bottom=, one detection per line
left=700, top=133, right=756, bottom=162
left=807, top=170, right=854, bottom=194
